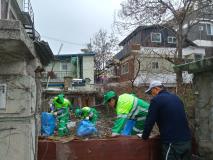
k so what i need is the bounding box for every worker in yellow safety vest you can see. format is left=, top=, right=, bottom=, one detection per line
left=75, top=106, right=99, bottom=124
left=51, top=94, right=72, bottom=136
left=103, top=91, right=149, bottom=136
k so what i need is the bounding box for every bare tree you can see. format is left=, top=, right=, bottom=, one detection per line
left=127, top=45, right=142, bottom=92
left=89, top=29, right=119, bottom=81
left=115, top=0, right=213, bottom=90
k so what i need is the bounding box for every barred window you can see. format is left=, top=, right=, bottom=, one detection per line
left=152, top=62, right=159, bottom=69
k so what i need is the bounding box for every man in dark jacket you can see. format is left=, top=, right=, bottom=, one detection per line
left=142, top=80, right=191, bottom=160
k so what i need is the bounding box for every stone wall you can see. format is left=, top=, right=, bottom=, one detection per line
left=175, top=57, right=213, bottom=159
left=193, top=71, right=213, bottom=159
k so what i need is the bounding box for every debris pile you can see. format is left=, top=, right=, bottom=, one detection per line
left=39, top=105, right=159, bottom=141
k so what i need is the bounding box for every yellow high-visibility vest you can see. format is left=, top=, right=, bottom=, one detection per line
left=116, top=94, right=134, bottom=115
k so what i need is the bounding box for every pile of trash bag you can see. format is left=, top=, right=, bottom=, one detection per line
left=121, top=119, right=136, bottom=136
left=76, top=120, right=97, bottom=137
left=41, top=112, right=56, bottom=136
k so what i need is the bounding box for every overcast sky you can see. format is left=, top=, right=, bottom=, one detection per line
left=31, top=0, right=123, bottom=54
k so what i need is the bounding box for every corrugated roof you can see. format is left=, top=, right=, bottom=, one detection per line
left=34, top=40, right=54, bottom=66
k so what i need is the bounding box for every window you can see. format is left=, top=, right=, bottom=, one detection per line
left=167, top=36, right=176, bottom=44
left=206, top=23, right=213, bottom=35
left=198, top=26, right=204, bottom=31
left=194, top=54, right=202, bottom=61
left=151, top=33, right=161, bottom=43
left=152, top=62, right=159, bottom=69
left=61, top=63, right=68, bottom=70
left=0, top=84, right=6, bottom=109
left=121, top=62, right=129, bottom=74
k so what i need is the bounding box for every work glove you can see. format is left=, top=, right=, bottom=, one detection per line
left=111, top=133, right=120, bottom=137
left=136, top=133, right=142, bottom=138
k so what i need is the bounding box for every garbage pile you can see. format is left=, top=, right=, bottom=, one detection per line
left=40, top=96, right=115, bottom=139
left=40, top=93, right=159, bottom=141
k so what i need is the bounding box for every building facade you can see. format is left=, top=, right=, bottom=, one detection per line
left=107, top=25, right=205, bottom=87
left=43, top=53, right=95, bottom=87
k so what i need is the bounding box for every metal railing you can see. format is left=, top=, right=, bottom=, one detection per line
left=42, top=71, right=73, bottom=82
left=23, top=0, right=34, bottom=21
left=22, top=0, right=35, bottom=39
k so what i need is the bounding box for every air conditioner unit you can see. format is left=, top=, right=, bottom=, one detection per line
left=198, top=26, right=204, bottom=31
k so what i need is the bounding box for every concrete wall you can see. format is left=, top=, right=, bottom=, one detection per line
left=83, top=56, right=94, bottom=84
left=0, top=119, right=35, bottom=160
left=0, top=74, right=36, bottom=115
left=0, top=2, right=48, bottom=160
left=16, top=0, right=24, bottom=11
left=0, top=19, right=42, bottom=159
left=0, top=59, right=39, bottom=160
left=193, top=71, right=213, bottom=159
left=175, top=57, right=213, bottom=159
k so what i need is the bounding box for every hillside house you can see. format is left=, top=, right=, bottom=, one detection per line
left=43, top=53, right=95, bottom=87
left=0, top=0, right=53, bottom=160
left=41, top=53, right=98, bottom=110
left=106, top=25, right=205, bottom=87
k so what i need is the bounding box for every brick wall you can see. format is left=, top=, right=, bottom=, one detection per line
left=118, top=58, right=135, bottom=83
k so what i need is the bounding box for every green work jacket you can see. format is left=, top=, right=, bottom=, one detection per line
left=112, top=94, right=149, bottom=135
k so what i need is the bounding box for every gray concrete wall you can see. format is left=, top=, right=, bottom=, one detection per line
left=175, top=57, right=213, bottom=159
left=0, top=4, right=46, bottom=160
left=193, top=71, right=213, bottom=159
left=0, top=74, right=36, bottom=116
left=0, top=119, right=35, bottom=160
left=83, top=56, right=94, bottom=84
left=0, top=19, right=42, bottom=159
left=0, top=62, right=38, bottom=160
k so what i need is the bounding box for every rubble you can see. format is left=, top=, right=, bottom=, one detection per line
left=40, top=104, right=159, bottom=141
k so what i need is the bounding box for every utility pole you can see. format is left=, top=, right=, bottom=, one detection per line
left=46, top=43, right=63, bottom=89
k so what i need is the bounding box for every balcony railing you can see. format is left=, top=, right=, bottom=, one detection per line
left=23, top=0, right=34, bottom=21
left=20, top=0, right=35, bottom=39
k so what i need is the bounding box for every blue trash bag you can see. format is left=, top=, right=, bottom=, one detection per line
left=121, top=119, right=136, bottom=136
left=77, top=120, right=97, bottom=136
left=41, top=112, right=56, bottom=136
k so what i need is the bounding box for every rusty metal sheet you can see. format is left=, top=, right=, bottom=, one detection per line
left=38, top=137, right=160, bottom=160
left=38, top=140, right=57, bottom=160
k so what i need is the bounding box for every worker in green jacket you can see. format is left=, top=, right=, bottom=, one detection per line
left=103, top=91, right=149, bottom=136
left=51, top=94, right=72, bottom=137
left=75, top=106, right=99, bottom=124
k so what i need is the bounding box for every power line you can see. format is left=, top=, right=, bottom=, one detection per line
left=42, top=35, right=86, bottom=46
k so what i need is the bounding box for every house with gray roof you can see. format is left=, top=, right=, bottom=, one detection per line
left=106, top=25, right=205, bottom=87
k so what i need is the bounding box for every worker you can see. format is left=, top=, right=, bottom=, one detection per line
left=103, top=91, right=149, bottom=136
left=75, top=106, right=99, bottom=124
left=141, top=80, right=191, bottom=160
left=51, top=93, right=72, bottom=137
